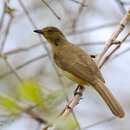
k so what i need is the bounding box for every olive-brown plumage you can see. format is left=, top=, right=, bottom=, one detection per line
left=34, top=26, right=125, bottom=118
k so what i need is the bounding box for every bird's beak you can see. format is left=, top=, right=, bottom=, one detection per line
left=33, top=29, right=43, bottom=34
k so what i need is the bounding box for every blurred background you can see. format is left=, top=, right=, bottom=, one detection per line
left=0, top=0, right=130, bottom=130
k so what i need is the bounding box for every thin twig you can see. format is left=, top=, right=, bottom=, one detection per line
left=0, top=2, right=6, bottom=30
left=0, top=2, right=23, bottom=82
left=0, top=95, right=47, bottom=124
left=0, top=14, right=13, bottom=52
left=110, top=47, right=130, bottom=62
left=99, top=32, right=130, bottom=68
left=24, top=107, right=48, bottom=124
left=0, top=53, right=23, bottom=81
left=95, top=9, right=130, bottom=64
left=4, top=42, right=42, bottom=56
left=67, top=22, right=118, bottom=35
left=70, top=0, right=87, bottom=7
left=72, top=0, right=86, bottom=31
left=0, top=54, right=48, bottom=79
left=41, top=0, right=61, bottom=20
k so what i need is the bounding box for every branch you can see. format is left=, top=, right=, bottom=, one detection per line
left=24, top=106, right=48, bottom=124
left=70, top=0, right=87, bottom=7
left=95, top=9, right=130, bottom=64
left=41, top=0, right=61, bottom=20
left=67, top=22, right=118, bottom=35
left=0, top=53, right=23, bottom=81
left=59, top=85, right=85, bottom=116
left=0, top=13, right=13, bottom=52
left=110, top=48, right=130, bottom=62
left=0, top=2, right=6, bottom=30
left=99, top=32, right=130, bottom=68
left=0, top=3, right=23, bottom=82
left=4, top=42, right=42, bottom=56
left=0, top=54, right=47, bottom=79
left=71, top=0, right=86, bottom=32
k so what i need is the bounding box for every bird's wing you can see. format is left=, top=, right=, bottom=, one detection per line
left=76, top=48, right=105, bottom=83
left=53, top=44, right=105, bottom=83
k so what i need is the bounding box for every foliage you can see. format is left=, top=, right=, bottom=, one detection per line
left=0, top=96, right=23, bottom=115
left=0, top=80, right=77, bottom=129
left=19, top=80, right=44, bottom=105
left=54, top=115, right=78, bottom=130
left=19, top=80, right=65, bottom=113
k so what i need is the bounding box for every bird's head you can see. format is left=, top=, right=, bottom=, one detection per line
left=34, top=27, right=66, bottom=46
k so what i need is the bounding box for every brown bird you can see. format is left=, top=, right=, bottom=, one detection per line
left=34, top=26, right=125, bottom=118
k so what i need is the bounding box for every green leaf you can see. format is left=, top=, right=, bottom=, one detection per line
left=0, top=96, right=23, bottom=115
left=19, top=80, right=44, bottom=105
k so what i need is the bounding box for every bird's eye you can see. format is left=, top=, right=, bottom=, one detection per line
left=47, top=30, right=53, bottom=33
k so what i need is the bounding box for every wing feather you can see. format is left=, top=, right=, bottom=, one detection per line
left=53, top=43, right=105, bottom=83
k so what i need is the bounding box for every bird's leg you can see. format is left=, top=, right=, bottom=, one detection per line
left=74, top=85, right=83, bottom=96
left=90, top=54, right=96, bottom=58
left=66, top=105, right=72, bottom=111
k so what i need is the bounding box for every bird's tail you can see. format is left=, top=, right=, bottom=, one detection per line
left=92, top=78, right=125, bottom=118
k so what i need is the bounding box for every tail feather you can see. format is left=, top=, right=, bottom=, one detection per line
left=92, top=78, right=125, bottom=118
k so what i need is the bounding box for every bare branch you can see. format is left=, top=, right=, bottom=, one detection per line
left=0, top=53, right=23, bottom=81
left=110, top=47, right=130, bottom=62
left=71, top=0, right=86, bottom=31
left=4, top=42, right=42, bottom=56
left=67, top=22, right=118, bottom=35
left=24, top=107, right=48, bottom=124
left=0, top=3, right=23, bottom=82
left=0, top=54, right=47, bottom=79
left=0, top=14, right=13, bottom=52
left=70, top=0, right=87, bottom=7
left=99, top=32, right=130, bottom=68
left=41, top=0, right=61, bottom=20
left=0, top=2, right=6, bottom=30
left=95, top=9, right=130, bottom=64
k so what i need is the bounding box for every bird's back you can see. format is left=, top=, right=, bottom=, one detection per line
left=53, top=42, right=105, bottom=84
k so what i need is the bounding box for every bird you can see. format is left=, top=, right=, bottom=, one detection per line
left=34, top=26, right=125, bottom=118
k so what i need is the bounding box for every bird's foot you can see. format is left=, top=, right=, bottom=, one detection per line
left=74, top=85, right=83, bottom=96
